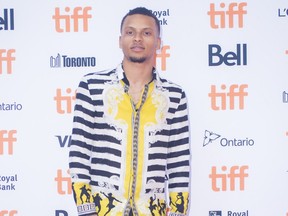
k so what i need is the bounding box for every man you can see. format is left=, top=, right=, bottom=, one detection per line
left=69, top=7, right=191, bottom=216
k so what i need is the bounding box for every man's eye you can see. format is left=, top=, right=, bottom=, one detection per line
left=144, top=31, right=152, bottom=36
left=126, top=31, right=134, bottom=35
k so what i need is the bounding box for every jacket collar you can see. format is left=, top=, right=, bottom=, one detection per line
left=115, top=63, right=162, bottom=87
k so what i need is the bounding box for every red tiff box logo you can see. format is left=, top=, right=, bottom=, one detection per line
left=55, top=169, right=72, bottom=195
left=0, top=210, right=18, bottom=216
left=0, top=130, right=17, bottom=155
left=209, top=165, right=249, bottom=192
left=54, top=88, right=76, bottom=114
left=208, top=84, right=248, bottom=110
left=207, top=2, right=247, bottom=29
left=0, top=49, right=16, bottom=75
left=52, top=7, right=92, bottom=33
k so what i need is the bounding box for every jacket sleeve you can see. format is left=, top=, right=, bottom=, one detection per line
left=69, top=76, right=96, bottom=216
left=167, top=90, right=191, bottom=216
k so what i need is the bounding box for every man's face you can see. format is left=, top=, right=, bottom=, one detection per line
left=119, top=14, right=161, bottom=64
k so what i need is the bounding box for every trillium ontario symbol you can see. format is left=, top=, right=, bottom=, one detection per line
left=203, top=130, right=221, bottom=146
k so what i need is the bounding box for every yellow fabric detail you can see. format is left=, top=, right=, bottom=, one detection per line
left=72, top=182, right=93, bottom=205
left=169, top=192, right=189, bottom=215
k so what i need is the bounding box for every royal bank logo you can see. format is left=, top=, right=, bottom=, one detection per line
left=209, top=210, right=249, bottom=216
left=151, top=9, right=170, bottom=26
left=0, top=174, right=18, bottom=191
left=209, top=211, right=222, bottom=216
left=203, top=130, right=255, bottom=147
left=50, top=53, right=96, bottom=68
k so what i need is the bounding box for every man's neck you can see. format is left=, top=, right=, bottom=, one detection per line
left=122, top=60, right=154, bottom=87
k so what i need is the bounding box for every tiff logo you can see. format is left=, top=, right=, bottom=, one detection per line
left=208, top=2, right=247, bottom=29
left=209, top=165, right=249, bottom=192
left=283, top=91, right=288, bottom=103
left=0, top=130, right=17, bottom=155
left=54, top=88, right=76, bottom=114
left=208, top=84, right=248, bottom=110
left=0, top=49, right=16, bottom=75
left=0, top=9, right=15, bottom=30
left=0, top=211, right=18, bottom=216
left=155, top=45, right=170, bottom=71
left=52, top=7, right=92, bottom=33
left=54, top=169, right=72, bottom=195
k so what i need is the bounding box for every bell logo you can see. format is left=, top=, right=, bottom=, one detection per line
left=54, top=88, right=76, bottom=114
left=0, top=9, right=15, bottom=31
left=207, top=2, right=247, bottom=29
left=208, top=44, right=247, bottom=66
left=0, top=210, right=17, bottom=216
left=209, top=165, right=249, bottom=191
left=0, top=130, right=17, bottom=155
left=52, top=7, right=92, bottom=33
left=155, top=45, right=170, bottom=71
left=0, top=49, right=16, bottom=75
left=208, top=84, right=248, bottom=110
left=54, top=169, right=72, bottom=195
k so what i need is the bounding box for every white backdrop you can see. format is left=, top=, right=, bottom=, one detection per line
left=0, top=0, right=288, bottom=216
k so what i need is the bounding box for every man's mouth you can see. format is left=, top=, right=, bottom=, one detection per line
left=131, top=45, right=145, bottom=51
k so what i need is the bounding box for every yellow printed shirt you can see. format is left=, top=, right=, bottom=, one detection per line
left=69, top=64, right=191, bottom=216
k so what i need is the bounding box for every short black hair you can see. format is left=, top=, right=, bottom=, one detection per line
left=120, top=7, right=161, bottom=36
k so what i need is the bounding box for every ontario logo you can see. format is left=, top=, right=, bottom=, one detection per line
left=203, top=130, right=254, bottom=147
left=50, top=53, right=96, bottom=68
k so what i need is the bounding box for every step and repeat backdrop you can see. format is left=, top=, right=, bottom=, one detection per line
left=0, top=0, right=287, bottom=215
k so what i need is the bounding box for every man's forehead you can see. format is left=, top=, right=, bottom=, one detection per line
left=123, top=14, right=156, bottom=26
